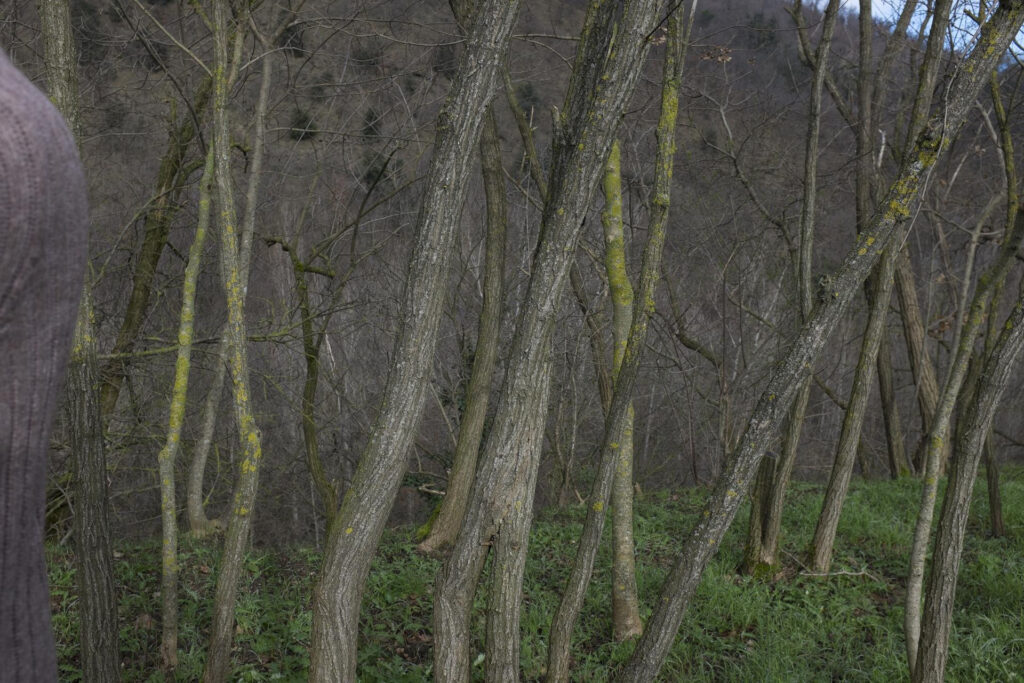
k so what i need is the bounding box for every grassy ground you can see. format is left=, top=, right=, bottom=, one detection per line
left=49, top=467, right=1024, bottom=681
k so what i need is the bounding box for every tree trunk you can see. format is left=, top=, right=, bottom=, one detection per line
left=485, top=361, right=550, bottom=682
left=895, top=243, right=941, bottom=469
left=742, top=379, right=810, bottom=575
left=810, top=243, right=899, bottom=573
left=66, top=295, right=120, bottom=683
left=307, top=2, right=522, bottom=679
left=36, top=1, right=120, bottom=678
left=156, top=147, right=215, bottom=670
left=904, top=181, right=1024, bottom=679
left=544, top=7, right=688, bottom=678
left=983, top=438, right=1005, bottom=537
left=202, top=5, right=272, bottom=679
left=434, top=1, right=664, bottom=679
left=853, top=0, right=908, bottom=479
left=614, top=8, right=1024, bottom=678
left=914, top=295, right=1024, bottom=682
left=877, top=331, right=911, bottom=478
left=187, top=334, right=227, bottom=537
left=417, top=106, right=507, bottom=557
left=743, top=0, right=840, bottom=576
left=601, top=140, right=644, bottom=640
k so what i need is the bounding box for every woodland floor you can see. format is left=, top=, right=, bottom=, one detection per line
left=48, top=467, right=1024, bottom=681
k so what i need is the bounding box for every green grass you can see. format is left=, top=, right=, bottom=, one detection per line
left=49, top=467, right=1024, bottom=681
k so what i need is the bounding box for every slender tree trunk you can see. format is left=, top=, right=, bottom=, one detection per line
left=977, top=63, right=1017, bottom=541
left=895, top=248, right=941, bottom=469
left=187, top=335, right=227, bottom=537
left=37, top=0, right=120, bottom=678
left=614, top=8, right=1024, bottom=678
left=202, top=5, right=272, bottom=679
left=854, top=0, right=909, bottom=479
left=434, top=2, right=663, bottom=679
left=544, top=7, right=688, bottom=679
left=308, top=2, right=522, bottom=679
left=66, top=294, right=120, bottom=683
left=810, top=242, right=899, bottom=572
left=983, top=438, right=1005, bottom=537
left=877, top=331, right=911, bottom=478
left=904, top=174, right=1024, bottom=680
left=156, top=147, right=215, bottom=670
left=902, top=234, right=1022, bottom=672
left=914, top=295, right=1024, bottom=682
left=418, top=107, right=507, bottom=557
left=742, top=380, right=810, bottom=575
left=744, top=0, right=840, bottom=575
left=601, top=140, right=644, bottom=640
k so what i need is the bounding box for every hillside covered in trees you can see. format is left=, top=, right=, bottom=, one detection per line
left=3, top=0, right=1024, bottom=679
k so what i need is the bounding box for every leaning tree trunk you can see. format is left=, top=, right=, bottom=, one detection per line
left=810, top=241, right=899, bottom=572
left=614, top=7, right=1024, bottom=679
left=903, top=132, right=1024, bottom=680
left=417, top=106, right=507, bottom=557
left=903, top=205, right=1024, bottom=672
left=914, top=294, right=1024, bottom=682
left=36, top=0, right=120, bottom=679
left=744, top=0, right=840, bottom=576
left=307, top=2, right=522, bottom=680
left=895, top=248, right=941, bottom=469
left=976, top=65, right=1017, bottom=540
left=434, top=1, right=663, bottom=680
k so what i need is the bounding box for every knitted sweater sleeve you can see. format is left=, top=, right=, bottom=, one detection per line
left=0, top=47, right=88, bottom=682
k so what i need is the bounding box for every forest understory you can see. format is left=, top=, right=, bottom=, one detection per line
left=49, top=469, right=1024, bottom=681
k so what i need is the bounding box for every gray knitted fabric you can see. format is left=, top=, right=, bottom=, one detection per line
left=0, top=47, right=87, bottom=680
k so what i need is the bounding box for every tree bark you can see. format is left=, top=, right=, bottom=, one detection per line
left=614, top=7, right=1024, bottom=678
left=307, top=2, right=522, bottom=679
left=601, top=140, right=644, bottom=640
left=202, top=5, right=272, bottom=680
left=810, top=241, right=899, bottom=572
left=485, top=360, right=551, bottom=682
left=417, top=107, right=507, bottom=557
left=544, top=7, right=689, bottom=678
left=187, top=335, right=227, bottom=537
left=36, top=1, right=120, bottom=679
left=904, top=163, right=1024, bottom=679
left=156, top=147, right=215, bottom=670
left=743, top=0, right=840, bottom=575
left=741, top=379, right=810, bottom=575
left=434, top=1, right=663, bottom=679
left=877, top=330, right=911, bottom=478
left=914, top=294, right=1024, bottom=682
left=895, top=248, right=941, bottom=469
